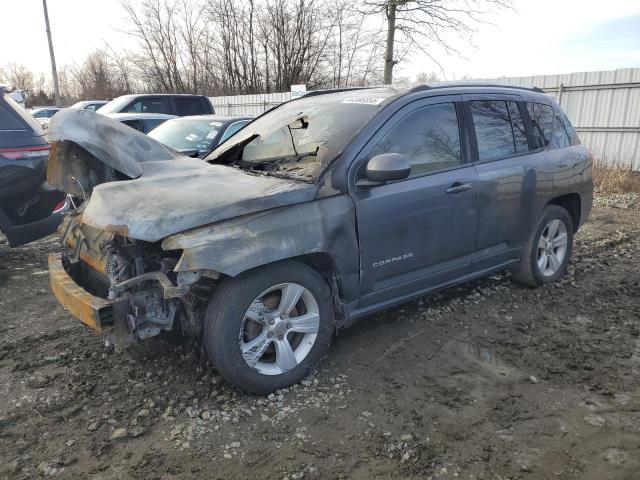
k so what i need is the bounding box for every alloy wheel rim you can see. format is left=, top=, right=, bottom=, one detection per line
left=537, top=219, right=568, bottom=277
left=239, top=283, right=319, bottom=376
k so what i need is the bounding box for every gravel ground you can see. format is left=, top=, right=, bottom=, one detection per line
left=1, top=193, right=639, bottom=480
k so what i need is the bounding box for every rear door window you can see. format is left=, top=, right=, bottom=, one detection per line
left=370, top=102, right=462, bottom=177
left=469, top=100, right=516, bottom=161
left=174, top=97, right=209, bottom=116
left=126, top=98, right=170, bottom=114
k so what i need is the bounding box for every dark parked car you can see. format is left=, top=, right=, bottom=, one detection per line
left=0, top=87, right=66, bottom=247
left=70, top=100, right=109, bottom=111
left=148, top=114, right=252, bottom=157
left=46, top=84, right=592, bottom=394
left=104, top=112, right=177, bottom=134
left=97, top=94, right=214, bottom=116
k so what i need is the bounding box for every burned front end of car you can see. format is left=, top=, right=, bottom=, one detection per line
left=50, top=209, right=216, bottom=345
left=44, top=109, right=320, bottom=347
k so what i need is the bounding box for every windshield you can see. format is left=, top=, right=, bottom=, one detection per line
left=148, top=118, right=222, bottom=153
left=204, top=88, right=396, bottom=181
left=97, top=96, right=133, bottom=114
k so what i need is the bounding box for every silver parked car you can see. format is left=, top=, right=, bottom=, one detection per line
left=148, top=114, right=252, bottom=157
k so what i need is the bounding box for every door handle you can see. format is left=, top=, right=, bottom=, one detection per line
left=445, top=182, right=473, bottom=194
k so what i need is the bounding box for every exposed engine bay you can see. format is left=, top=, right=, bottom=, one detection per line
left=59, top=207, right=218, bottom=344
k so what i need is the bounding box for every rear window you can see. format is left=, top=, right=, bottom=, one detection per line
left=174, top=97, right=209, bottom=116
left=0, top=103, right=27, bottom=131
left=0, top=94, right=41, bottom=133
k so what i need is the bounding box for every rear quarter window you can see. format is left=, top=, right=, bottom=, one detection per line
left=556, top=108, right=580, bottom=146
left=526, top=103, right=554, bottom=149
left=174, top=97, right=209, bottom=116
left=550, top=111, right=571, bottom=149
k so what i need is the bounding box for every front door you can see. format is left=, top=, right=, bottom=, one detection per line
left=351, top=97, right=479, bottom=307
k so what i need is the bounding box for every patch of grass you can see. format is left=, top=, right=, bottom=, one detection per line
left=593, top=159, right=640, bottom=194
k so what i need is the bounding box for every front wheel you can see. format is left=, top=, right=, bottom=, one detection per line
left=203, top=261, right=334, bottom=394
left=512, top=205, right=574, bottom=287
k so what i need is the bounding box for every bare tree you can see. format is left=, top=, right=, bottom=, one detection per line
left=4, top=63, right=35, bottom=92
left=122, top=0, right=187, bottom=92
left=363, top=0, right=512, bottom=84
left=72, top=50, right=131, bottom=99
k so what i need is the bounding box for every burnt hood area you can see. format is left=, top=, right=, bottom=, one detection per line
left=46, top=109, right=317, bottom=242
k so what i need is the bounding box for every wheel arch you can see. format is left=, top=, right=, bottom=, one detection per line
left=548, top=193, right=581, bottom=232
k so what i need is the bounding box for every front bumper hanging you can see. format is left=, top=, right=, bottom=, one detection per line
left=48, top=253, right=116, bottom=332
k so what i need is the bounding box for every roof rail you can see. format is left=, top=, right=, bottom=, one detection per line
left=301, top=86, right=376, bottom=98
left=407, top=82, right=546, bottom=94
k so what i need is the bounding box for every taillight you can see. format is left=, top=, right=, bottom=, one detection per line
left=0, top=144, right=50, bottom=160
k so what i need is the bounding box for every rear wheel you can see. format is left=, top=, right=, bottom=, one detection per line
left=204, top=261, right=334, bottom=394
left=512, top=205, right=574, bottom=287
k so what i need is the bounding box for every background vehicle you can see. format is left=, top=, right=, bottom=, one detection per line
left=47, top=84, right=593, bottom=394
left=97, top=94, right=214, bottom=116
left=0, top=86, right=66, bottom=247
left=148, top=114, right=251, bottom=157
left=104, top=112, right=177, bottom=133
left=30, top=106, right=62, bottom=119
left=70, top=100, right=108, bottom=111
left=29, top=106, right=63, bottom=131
left=6, top=88, right=27, bottom=108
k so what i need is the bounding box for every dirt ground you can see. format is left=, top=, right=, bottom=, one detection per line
left=1, top=193, right=639, bottom=480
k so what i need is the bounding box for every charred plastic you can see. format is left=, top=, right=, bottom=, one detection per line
left=61, top=217, right=216, bottom=343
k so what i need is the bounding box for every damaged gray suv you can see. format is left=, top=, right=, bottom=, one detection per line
left=47, top=85, right=593, bottom=393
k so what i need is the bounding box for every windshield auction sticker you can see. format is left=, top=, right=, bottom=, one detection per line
left=341, top=97, right=386, bottom=105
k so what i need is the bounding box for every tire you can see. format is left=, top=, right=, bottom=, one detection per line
left=512, top=205, right=574, bottom=287
left=204, top=261, right=334, bottom=394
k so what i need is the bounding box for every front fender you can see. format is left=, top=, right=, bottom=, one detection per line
left=161, top=195, right=360, bottom=301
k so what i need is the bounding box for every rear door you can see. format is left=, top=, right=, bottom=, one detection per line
left=351, top=96, right=479, bottom=306
left=463, top=95, right=551, bottom=270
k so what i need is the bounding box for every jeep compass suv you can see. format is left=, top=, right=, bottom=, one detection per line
left=46, top=84, right=592, bottom=394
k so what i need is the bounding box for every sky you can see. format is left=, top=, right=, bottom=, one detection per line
left=1, top=0, right=639, bottom=84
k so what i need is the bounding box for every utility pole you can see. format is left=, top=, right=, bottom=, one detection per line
left=42, top=0, right=61, bottom=105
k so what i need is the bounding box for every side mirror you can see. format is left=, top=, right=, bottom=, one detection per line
left=361, top=153, right=411, bottom=185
